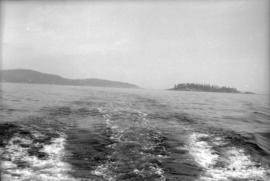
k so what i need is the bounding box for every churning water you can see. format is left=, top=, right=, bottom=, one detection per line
left=0, top=83, right=269, bottom=181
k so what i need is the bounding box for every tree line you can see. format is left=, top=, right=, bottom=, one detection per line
left=172, top=83, right=240, bottom=93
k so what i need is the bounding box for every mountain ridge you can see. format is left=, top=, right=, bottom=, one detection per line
left=0, top=69, right=139, bottom=88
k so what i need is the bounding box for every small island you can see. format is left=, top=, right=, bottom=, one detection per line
left=169, top=83, right=254, bottom=94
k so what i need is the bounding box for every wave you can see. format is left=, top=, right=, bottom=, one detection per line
left=90, top=109, right=167, bottom=181
left=254, top=132, right=270, bottom=156
left=1, top=102, right=269, bottom=181
left=187, top=131, right=270, bottom=181
left=0, top=122, right=74, bottom=181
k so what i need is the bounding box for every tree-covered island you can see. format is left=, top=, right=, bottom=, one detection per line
left=169, top=83, right=254, bottom=94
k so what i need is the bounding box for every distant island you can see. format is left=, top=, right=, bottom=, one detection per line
left=169, top=83, right=254, bottom=94
left=0, top=69, right=139, bottom=88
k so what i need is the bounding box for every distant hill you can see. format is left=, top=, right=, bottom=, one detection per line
left=169, top=83, right=254, bottom=94
left=0, top=69, right=139, bottom=88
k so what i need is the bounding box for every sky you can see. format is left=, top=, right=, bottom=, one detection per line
left=1, top=0, right=269, bottom=93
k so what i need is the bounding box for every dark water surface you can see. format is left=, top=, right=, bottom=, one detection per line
left=1, top=83, right=269, bottom=181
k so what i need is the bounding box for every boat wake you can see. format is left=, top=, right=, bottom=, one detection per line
left=188, top=132, right=270, bottom=181
left=91, top=109, right=167, bottom=181
left=0, top=123, right=74, bottom=181
left=1, top=103, right=269, bottom=181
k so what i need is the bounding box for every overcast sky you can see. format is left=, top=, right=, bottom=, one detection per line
left=1, top=0, right=269, bottom=93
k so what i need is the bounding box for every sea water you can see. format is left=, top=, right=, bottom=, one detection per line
left=1, top=83, right=269, bottom=181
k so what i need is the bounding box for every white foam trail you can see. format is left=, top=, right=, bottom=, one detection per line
left=132, top=165, right=166, bottom=181
left=92, top=164, right=115, bottom=181
left=1, top=134, right=76, bottom=181
left=188, top=133, right=219, bottom=168
left=204, top=148, right=267, bottom=181
left=188, top=132, right=269, bottom=181
left=92, top=108, right=166, bottom=181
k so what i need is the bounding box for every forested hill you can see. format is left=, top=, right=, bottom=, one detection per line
left=169, top=83, right=254, bottom=94
left=0, top=69, right=139, bottom=88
